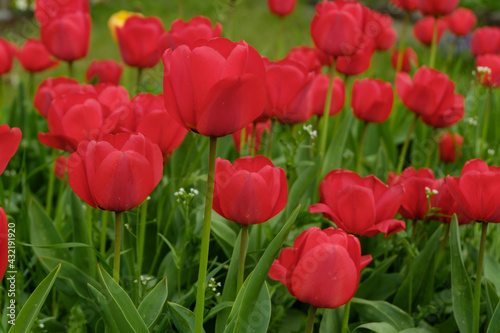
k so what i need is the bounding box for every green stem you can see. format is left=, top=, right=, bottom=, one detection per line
left=250, top=122, right=257, bottom=157
left=434, top=223, right=450, bottom=271
left=28, top=72, right=35, bottom=99
left=396, top=114, right=419, bottom=174
left=480, top=88, right=492, bottom=158
left=194, top=136, right=218, bottom=333
left=265, top=119, right=275, bottom=159
left=177, top=0, right=183, bottom=18
left=429, top=16, right=439, bottom=69
left=396, top=11, right=410, bottom=73
left=137, top=198, right=148, bottom=274
left=277, top=16, right=285, bottom=59
left=305, top=305, right=317, bottom=333
left=45, top=150, right=57, bottom=217
left=356, top=122, right=368, bottom=174
left=472, top=222, right=488, bottom=333
left=100, top=211, right=109, bottom=256
left=424, top=129, right=437, bottom=168
left=113, top=211, right=123, bottom=283
left=318, top=61, right=336, bottom=158
left=68, top=61, right=74, bottom=78
left=237, top=224, right=249, bottom=292
left=341, top=300, right=351, bottom=333
left=136, top=67, right=143, bottom=94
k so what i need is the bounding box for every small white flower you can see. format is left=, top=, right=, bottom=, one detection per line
left=477, top=66, right=492, bottom=75
left=488, top=149, right=495, bottom=156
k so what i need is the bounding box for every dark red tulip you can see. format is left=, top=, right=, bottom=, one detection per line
left=285, top=46, right=328, bottom=74
left=86, top=60, right=123, bottom=85
left=267, top=0, right=296, bottom=17
left=159, top=16, right=222, bottom=52
left=413, top=17, right=448, bottom=46
left=232, top=121, right=271, bottom=155
left=269, top=227, right=372, bottom=309
left=430, top=179, right=471, bottom=225
left=0, top=38, right=15, bottom=75
left=35, top=0, right=89, bottom=26
left=446, top=159, right=500, bottom=223
left=391, top=48, right=418, bottom=73
left=417, top=0, right=458, bottom=16
left=396, top=66, right=455, bottom=117
left=310, top=170, right=406, bottom=237
left=438, top=132, right=463, bottom=163
left=40, top=11, right=91, bottom=62
left=116, top=16, right=165, bottom=68
left=390, top=0, right=417, bottom=11
left=446, top=8, right=477, bottom=37
left=476, top=55, right=500, bottom=87
left=17, top=38, right=59, bottom=73
left=351, top=79, right=394, bottom=123
left=336, top=43, right=375, bottom=77
left=0, top=125, right=22, bottom=175
left=311, top=75, right=345, bottom=118
left=0, top=208, right=7, bottom=281
left=388, top=167, right=438, bottom=220
left=420, top=93, right=464, bottom=128
left=68, top=133, right=163, bottom=212
left=370, top=11, right=397, bottom=51
left=471, top=27, right=500, bottom=58
left=163, top=38, right=267, bottom=137
left=213, top=156, right=287, bottom=225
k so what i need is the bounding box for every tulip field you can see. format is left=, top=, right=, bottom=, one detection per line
left=1, top=0, right=500, bottom=332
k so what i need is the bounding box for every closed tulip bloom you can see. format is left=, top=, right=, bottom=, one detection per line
left=68, top=133, right=163, bottom=212
left=438, top=132, right=463, bottom=163
left=86, top=60, right=123, bottom=85
left=40, top=11, right=91, bottom=62
left=390, top=0, right=417, bottom=11
left=413, top=17, right=448, bottom=46
left=417, top=0, right=458, bottom=16
left=159, top=16, right=222, bottom=52
left=267, top=0, right=296, bottom=17
left=471, top=27, right=500, bottom=58
left=476, top=55, right=500, bottom=87
left=351, top=79, right=394, bottom=123
left=310, top=170, right=406, bottom=237
left=108, top=10, right=143, bottom=42
left=310, top=1, right=367, bottom=57
left=447, top=8, right=477, bottom=37
left=269, top=227, right=372, bottom=309
left=311, top=75, right=345, bottom=118
left=0, top=38, right=15, bottom=75
left=0, top=125, right=22, bottom=175
left=285, top=46, right=328, bottom=74
left=116, top=16, right=165, bottom=68
left=213, top=156, right=287, bottom=225
left=430, top=179, right=471, bottom=225
left=163, top=37, right=267, bottom=137
left=35, top=0, right=89, bottom=26
left=336, top=43, right=375, bottom=77
left=232, top=121, right=271, bottom=155
left=370, top=12, right=397, bottom=51
left=396, top=66, right=455, bottom=117
left=420, top=93, right=464, bottom=128
left=17, top=38, right=59, bottom=73
left=446, top=159, right=500, bottom=223
left=0, top=208, right=7, bottom=280
left=388, top=167, right=438, bottom=220
left=391, top=48, right=418, bottom=73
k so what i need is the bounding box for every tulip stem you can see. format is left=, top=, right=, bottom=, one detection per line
left=28, top=72, right=35, bottom=98
left=424, top=129, right=437, bottom=168
left=480, top=87, right=492, bottom=158
left=341, top=300, right=351, bottom=333
left=113, top=211, right=123, bottom=283
left=195, top=136, right=218, bottom=333
left=305, top=305, right=317, bottom=333
left=396, top=114, right=419, bottom=174
left=356, top=122, right=368, bottom=174
left=136, top=67, right=143, bottom=94
left=67, top=61, right=74, bottom=78
left=396, top=11, right=410, bottom=73
left=250, top=122, right=257, bottom=157
left=318, top=61, right=336, bottom=159
left=45, top=150, right=57, bottom=217
left=266, top=119, right=275, bottom=158
left=429, top=16, right=439, bottom=69
left=137, top=198, right=148, bottom=274
left=473, top=222, right=488, bottom=333
left=237, top=224, right=249, bottom=292
left=100, top=210, right=109, bottom=256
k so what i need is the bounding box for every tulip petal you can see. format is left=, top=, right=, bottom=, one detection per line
left=337, top=185, right=376, bottom=235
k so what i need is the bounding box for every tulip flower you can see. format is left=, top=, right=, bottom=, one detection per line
left=54, top=155, right=68, bottom=180
left=371, top=12, right=397, bottom=51
left=0, top=38, right=15, bottom=75
left=35, top=0, right=89, bottom=26
left=336, top=44, right=375, bottom=77
left=267, top=0, right=296, bottom=17
left=0, top=208, right=7, bottom=281
left=86, top=60, right=123, bottom=85
left=447, top=8, right=477, bottom=37
left=429, top=179, right=470, bottom=225
left=108, top=10, right=143, bottom=42
left=232, top=121, right=271, bottom=156
left=413, top=17, right=448, bottom=46
left=33, top=77, right=85, bottom=118
left=420, top=94, right=464, bottom=128
left=438, top=132, right=463, bottom=163
left=269, top=227, right=372, bottom=309
left=0, top=125, right=22, bottom=175
left=16, top=38, right=58, bottom=73
left=159, top=16, right=222, bottom=52
left=471, top=27, right=500, bottom=58
left=390, top=0, right=417, bottom=11
left=310, top=170, right=406, bottom=237
left=351, top=79, right=394, bottom=124
left=391, top=48, right=418, bottom=73
left=285, top=46, right=329, bottom=74
left=476, top=55, right=500, bottom=87
left=417, top=0, right=458, bottom=16
left=310, top=75, right=345, bottom=118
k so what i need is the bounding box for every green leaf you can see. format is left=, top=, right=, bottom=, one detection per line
left=487, top=301, right=500, bottom=333
left=352, top=322, right=398, bottom=333
left=319, top=308, right=343, bottom=333
left=322, top=110, right=354, bottom=177
left=206, top=302, right=234, bottom=322
left=9, top=264, right=61, bottom=333
left=97, top=265, right=149, bottom=333
left=70, top=191, right=96, bottom=277
left=168, top=302, right=200, bottom=333
left=87, top=284, right=120, bottom=333
left=356, top=255, right=399, bottom=300
left=450, top=215, right=473, bottom=333
left=351, top=298, right=413, bottom=331
left=211, top=218, right=237, bottom=258
left=285, top=155, right=320, bottom=217
left=138, top=277, right=168, bottom=329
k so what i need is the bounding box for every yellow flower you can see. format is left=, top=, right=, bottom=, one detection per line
left=108, top=10, right=143, bottom=42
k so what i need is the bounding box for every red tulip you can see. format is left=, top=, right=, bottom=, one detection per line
left=336, top=43, right=375, bottom=77
left=285, top=46, right=328, bottom=73
left=116, top=16, right=165, bottom=68
left=0, top=208, right=7, bottom=281
left=16, top=38, right=59, bottom=73
left=0, top=125, right=22, bottom=175
left=417, top=0, right=458, bottom=16
left=391, top=48, right=418, bottom=73
left=351, top=79, right=394, bottom=123
left=438, top=132, right=463, bottom=163
left=54, top=155, right=68, bottom=180
left=267, top=0, right=296, bottom=17
left=396, top=66, right=455, bottom=117
left=471, top=27, right=500, bottom=58
left=446, top=8, right=477, bottom=37
left=388, top=167, right=438, bottom=220
left=420, top=93, right=464, bottom=128
left=370, top=12, right=397, bottom=51
left=159, top=16, right=222, bottom=52
left=310, top=1, right=367, bottom=57
left=163, top=38, right=267, bottom=137
left=446, top=159, right=500, bottom=223
left=40, top=11, right=91, bottom=62
left=232, top=121, right=271, bottom=155
left=92, top=84, right=130, bottom=118
left=0, top=38, right=15, bottom=75
left=35, top=0, right=89, bottom=26
left=86, top=60, right=123, bottom=85
left=33, top=77, right=87, bottom=118
left=310, top=170, right=406, bottom=237
left=413, top=17, right=448, bottom=46
left=213, top=156, right=287, bottom=225
left=430, top=179, right=471, bottom=225
left=269, top=227, right=372, bottom=309
left=68, top=133, right=163, bottom=212
left=390, top=0, right=417, bottom=11
left=310, top=75, right=345, bottom=118
left=476, top=55, right=500, bottom=87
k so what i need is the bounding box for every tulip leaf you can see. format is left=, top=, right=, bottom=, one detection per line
left=450, top=215, right=473, bottom=333
left=484, top=251, right=500, bottom=296
left=355, top=255, right=399, bottom=300
left=211, top=218, right=237, bottom=258
left=485, top=280, right=500, bottom=322
left=322, top=110, right=354, bottom=177
left=487, top=301, right=500, bottom=333
left=286, top=155, right=321, bottom=217
left=138, top=277, right=168, bottom=329
left=8, top=264, right=61, bottom=333
left=97, top=265, right=149, bottom=333
left=352, top=322, right=398, bottom=333
left=205, top=302, right=234, bottom=322
left=87, top=283, right=120, bottom=333
left=351, top=298, right=413, bottom=330
left=319, top=307, right=344, bottom=332
left=168, top=302, right=201, bottom=333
